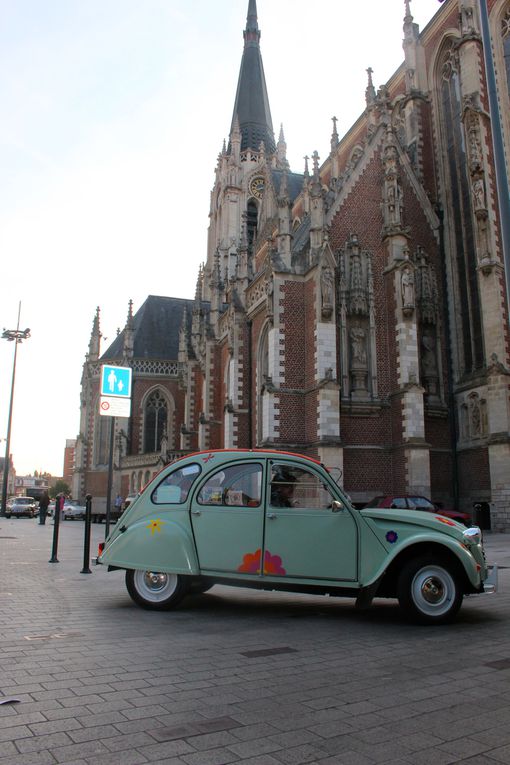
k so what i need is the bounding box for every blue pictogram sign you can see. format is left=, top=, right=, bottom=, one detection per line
left=100, top=365, right=132, bottom=399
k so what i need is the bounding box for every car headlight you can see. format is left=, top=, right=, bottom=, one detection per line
left=463, top=526, right=482, bottom=545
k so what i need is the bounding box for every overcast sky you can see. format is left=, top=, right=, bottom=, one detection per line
left=0, top=0, right=441, bottom=479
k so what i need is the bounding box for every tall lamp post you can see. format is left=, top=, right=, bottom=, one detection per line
left=1, top=304, right=30, bottom=516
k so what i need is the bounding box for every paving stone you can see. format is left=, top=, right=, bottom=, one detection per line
left=0, top=751, right=57, bottom=765
left=180, top=748, right=239, bottom=765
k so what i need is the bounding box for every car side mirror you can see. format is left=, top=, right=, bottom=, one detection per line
left=331, top=500, right=344, bottom=513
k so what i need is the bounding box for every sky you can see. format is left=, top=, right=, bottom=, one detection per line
left=0, top=0, right=442, bottom=478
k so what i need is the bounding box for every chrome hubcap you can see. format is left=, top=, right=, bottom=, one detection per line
left=133, top=570, right=178, bottom=603
left=145, top=572, right=168, bottom=592
left=411, top=565, right=455, bottom=616
left=421, top=576, right=444, bottom=605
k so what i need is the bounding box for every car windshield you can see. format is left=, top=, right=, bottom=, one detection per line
left=16, top=498, right=34, bottom=505
left=409, top=497, right=435, bottom=510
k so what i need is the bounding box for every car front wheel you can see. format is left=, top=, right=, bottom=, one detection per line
left=125, top=569, right=189, bottom=610
left=397, top=556, right=463, bottom=624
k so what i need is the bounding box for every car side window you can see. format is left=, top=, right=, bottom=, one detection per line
left=197, top=463, right=262, bottom=507
left=390, top=497, right=408, bottom=509
left=269, top=464, right=335, bottom=509
left=151, top=463, right=201, bottom=504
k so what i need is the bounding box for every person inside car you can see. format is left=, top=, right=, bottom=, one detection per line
left=270, top=469, right=297, bottom=507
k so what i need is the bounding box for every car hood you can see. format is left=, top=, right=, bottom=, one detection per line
left=360, top=506, right=467, bottom=544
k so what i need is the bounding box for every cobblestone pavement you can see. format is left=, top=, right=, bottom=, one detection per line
left=1, top=519, right=509, bottom=765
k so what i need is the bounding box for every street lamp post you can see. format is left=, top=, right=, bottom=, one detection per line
left=1, top=303, right=30, bottom=516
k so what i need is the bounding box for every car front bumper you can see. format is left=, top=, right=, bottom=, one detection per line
left=483, top=564, right=498, bottom=594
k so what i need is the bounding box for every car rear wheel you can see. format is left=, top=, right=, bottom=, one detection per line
left=125, top=569, right=189, bottom=610
left=397, top=556, right=463, bottom=624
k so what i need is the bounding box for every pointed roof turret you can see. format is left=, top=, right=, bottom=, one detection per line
left=229, top=0, right=275, bottom=155
left=277, top=124, right=289, bottom=168
left=122, top=299, right=135, bottom=360
left=330, top=116, right=339, bottom=152
left=87, top=306, right=101, bottom=361
left=365, top=67, right=376, bottom=107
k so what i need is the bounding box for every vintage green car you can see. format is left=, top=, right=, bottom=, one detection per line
left=98, top=449, right=497, bottom=624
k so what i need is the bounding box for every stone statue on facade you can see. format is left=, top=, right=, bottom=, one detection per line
left=401, top=266, right=415, bottom=313
left=321, top=266, right=334, bottom=319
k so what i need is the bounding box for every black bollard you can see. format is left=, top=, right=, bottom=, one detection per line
left=81, top=494, right=93, bottom=574
left=49, top=494, right=64, bottom=563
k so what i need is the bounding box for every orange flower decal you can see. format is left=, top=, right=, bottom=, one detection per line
left=238, top=549, right=286, bottom=575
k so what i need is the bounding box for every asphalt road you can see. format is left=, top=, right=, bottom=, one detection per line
left=1, top=518, right=510, bottom=765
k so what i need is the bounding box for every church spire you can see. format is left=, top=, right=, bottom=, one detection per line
left=244, top=0, right=260, bottom=44
left=229, top=0, right=275, bottom=155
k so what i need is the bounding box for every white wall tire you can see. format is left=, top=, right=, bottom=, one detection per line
left=397, top=556, right=463, bottom=624
left=125, top=569, right=188, bottom=610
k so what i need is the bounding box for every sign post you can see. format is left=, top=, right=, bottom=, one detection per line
left=99, top=365, right=132, bottom=538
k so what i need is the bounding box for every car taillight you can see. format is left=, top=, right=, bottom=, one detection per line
left=98, top=542, right=105, bottom=556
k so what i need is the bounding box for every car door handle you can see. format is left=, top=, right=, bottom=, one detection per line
left=267, top=513, right=276, bottom=520
left=191, top=509, right=201, bottom=516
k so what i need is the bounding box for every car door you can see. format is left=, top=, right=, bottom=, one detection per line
left=190, top=461, right=265, bottom=574
left=262, top=461, right=358, bottom=582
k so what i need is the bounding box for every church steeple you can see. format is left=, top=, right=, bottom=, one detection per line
left=229, top=0, right=275, bottom=155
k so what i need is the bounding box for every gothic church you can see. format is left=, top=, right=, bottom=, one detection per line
left=75, top=0, right=510, bottom=530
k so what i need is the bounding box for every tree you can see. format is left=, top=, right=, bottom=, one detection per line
left=50, top=480, right=71, bottom=499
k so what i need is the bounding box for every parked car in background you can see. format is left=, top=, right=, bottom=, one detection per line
left=364, top=495, right=472, bottom=526
left=5, top=497, right=38, bottom=518
left=61, top=500, right=86, bottom=520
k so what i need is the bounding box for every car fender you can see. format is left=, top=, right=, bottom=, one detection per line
left=99, top=513, right=199, bottom=575
left=361, top=527, right=481, bottom=589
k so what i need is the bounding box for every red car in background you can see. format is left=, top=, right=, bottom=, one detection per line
left=365, top=495, right=472, bottom=526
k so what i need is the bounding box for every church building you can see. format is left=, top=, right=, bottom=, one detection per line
left=75, top=0, right=510, bottom=530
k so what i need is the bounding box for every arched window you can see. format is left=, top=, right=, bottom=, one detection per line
left=143, top=389, right=168, bottom=453
left=439, top=42, right=484, bottom=373
left=257, top=324, right=270, bottom=444
left=247, top=199, right=258, bottom=256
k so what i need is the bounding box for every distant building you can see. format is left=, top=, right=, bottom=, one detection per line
left=63, top=439, right=76, bottom=487
left=75, top=0, right=510, bottom=530
left=14, top=474, right=50, bottom=501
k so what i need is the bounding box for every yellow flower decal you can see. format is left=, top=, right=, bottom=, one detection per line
left=146, top=518, right=165, bottom=535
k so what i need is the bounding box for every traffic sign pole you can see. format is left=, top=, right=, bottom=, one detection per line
left=105, top=419, right=115, bottom=540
